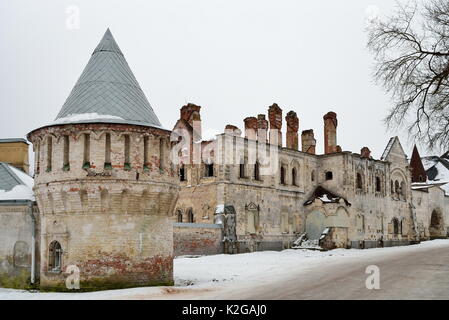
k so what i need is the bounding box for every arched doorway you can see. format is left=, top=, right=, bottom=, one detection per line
left=429, top=209, right=445, bottom=239
left=306, top=211, right=326, bottom=240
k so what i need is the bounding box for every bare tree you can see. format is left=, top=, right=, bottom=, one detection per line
left=367, top=0, right=449, bottom=151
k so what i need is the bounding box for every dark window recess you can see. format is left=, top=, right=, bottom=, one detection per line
left=280, top=166, right=286, bottom=185
left=376, top=177, right=381, bottom=192
left=179, top=165, right=186, bottom=181
left=325, top=171, right=333, bottom=181
left=205, top=163, right=214, bottom=177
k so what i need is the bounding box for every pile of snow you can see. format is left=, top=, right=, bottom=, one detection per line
left=0, top=165, right=34, bottom=201
left=53, top=113, right=124, bottom=124
left=1, top=240, right=449, bottom=299
left=0, top=185, right=34, bottom=201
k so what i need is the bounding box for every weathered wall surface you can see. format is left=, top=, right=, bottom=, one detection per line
left=0, top=204, right=39, bottom=288
left=173, top=223, right=223, bottom=256
left=413, top=187, right=449, bottom=239
left=39, top=211, right=173, bottom=291
left=28, top=123, right=179, bottom=291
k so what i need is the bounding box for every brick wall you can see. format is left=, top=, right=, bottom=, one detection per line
left=173, top=223, right=223, bottom=256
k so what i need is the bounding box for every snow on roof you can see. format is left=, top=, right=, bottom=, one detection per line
left=422, top=154, right=449, bottom=196
left=0, top=163, right=34, bottom=201
left=53, top=112, right=124, bottom=125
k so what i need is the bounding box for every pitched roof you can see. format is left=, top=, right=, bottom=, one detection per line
left=410, top=145, right=427, bottom=182
left=0, top=162, right=34, bottom=201
left=380, top=137, right=396, bottom=161
left=54, top=28, right=163, bottom=129
left=0, top=138, right=28, bottom=144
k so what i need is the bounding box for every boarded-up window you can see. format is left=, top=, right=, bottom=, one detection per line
left=159, top=138, right=165, bottom=170
left=13, top=241, right=29, bottom=268
left=143, top=136, right=149, bottom=166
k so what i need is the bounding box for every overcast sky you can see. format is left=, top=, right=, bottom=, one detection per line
left=0, top=0, right=434, bottom=172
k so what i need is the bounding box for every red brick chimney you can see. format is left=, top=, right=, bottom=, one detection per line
left=244, top=117, right=258, bottom=140
left=268, top=104, right=282, bottom=147
left=301, top=130, right=316, bottom=154
left=360, top=147, right=371, bottom=159
left=285, top=111, right=299, bottom=150
left=257, top=114, right=268, bottom=143
left=323, top=111, right=338, bottom=154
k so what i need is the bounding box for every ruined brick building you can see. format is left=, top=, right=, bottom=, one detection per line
left=0, top=29, right=448, bottom=290
left=172, top=103, right=449, bottom=253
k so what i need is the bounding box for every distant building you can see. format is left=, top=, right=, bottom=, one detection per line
left=0, top=162, right=38, bottom=288
left=0, top=138, right=30, bottom=174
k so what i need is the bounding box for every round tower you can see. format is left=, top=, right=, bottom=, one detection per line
left=27, top=29, right=178, bottom=291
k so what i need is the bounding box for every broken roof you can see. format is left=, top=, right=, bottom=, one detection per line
left=304, top=186, right=351, bottom=206
left=53, top=28, right=163, bottom=129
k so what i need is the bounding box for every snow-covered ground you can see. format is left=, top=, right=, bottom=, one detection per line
left=1, top=239, right=449, bottom=300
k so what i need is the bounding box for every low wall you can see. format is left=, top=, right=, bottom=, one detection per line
left=173, top=223, right=223, bottom=257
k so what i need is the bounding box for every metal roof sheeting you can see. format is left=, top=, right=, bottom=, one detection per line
left=54, top=28, right=162, bottom=129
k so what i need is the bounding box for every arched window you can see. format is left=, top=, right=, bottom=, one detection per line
left=48, top=241, right=62, bottom=272
left=376, top=177, right=381, bottom=192
left=280, top=166, right=286, bottom=185
left=292, top=168, right=297, bottom=186
left=179, top=164, right=186, bottom=182
left=325, top=171, right=333, bottom=181
left=177, top=210, right=183, bottom=223
left=187, top=209, right=194, bottom=223
left=356, top=173, right=363, bottom=189
left=254, top=161, right=260, bottom=181
left=311, top=170, right=315, bottom=182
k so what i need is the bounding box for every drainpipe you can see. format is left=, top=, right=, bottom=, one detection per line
left=28, top=201, right=36, bottom=284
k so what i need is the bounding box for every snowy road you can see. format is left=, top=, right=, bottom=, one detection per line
left=1, top=240, right=449, bottom=300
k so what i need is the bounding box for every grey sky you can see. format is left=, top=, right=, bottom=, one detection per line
left=0, top=0, right=431, bottom=172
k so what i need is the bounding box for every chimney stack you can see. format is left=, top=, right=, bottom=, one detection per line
left=225, top=124, right=241, bottom=137
left=257, top=114, right=268, bottom=143
left=244, top=117, right=258, bottom=140
left=180, top=103, right=202, bottom=141
left=285, top=111, right=299, bottom=150
left=323, top=111, right=338, bottom=154
left=360, top=147, right=371, bottom=159
left=268, top=103, right=283, bottom=147
left=301, top=130, right=316, bottom=154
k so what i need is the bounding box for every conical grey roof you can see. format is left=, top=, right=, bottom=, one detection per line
left=54, top=29, right=163, bottom=128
